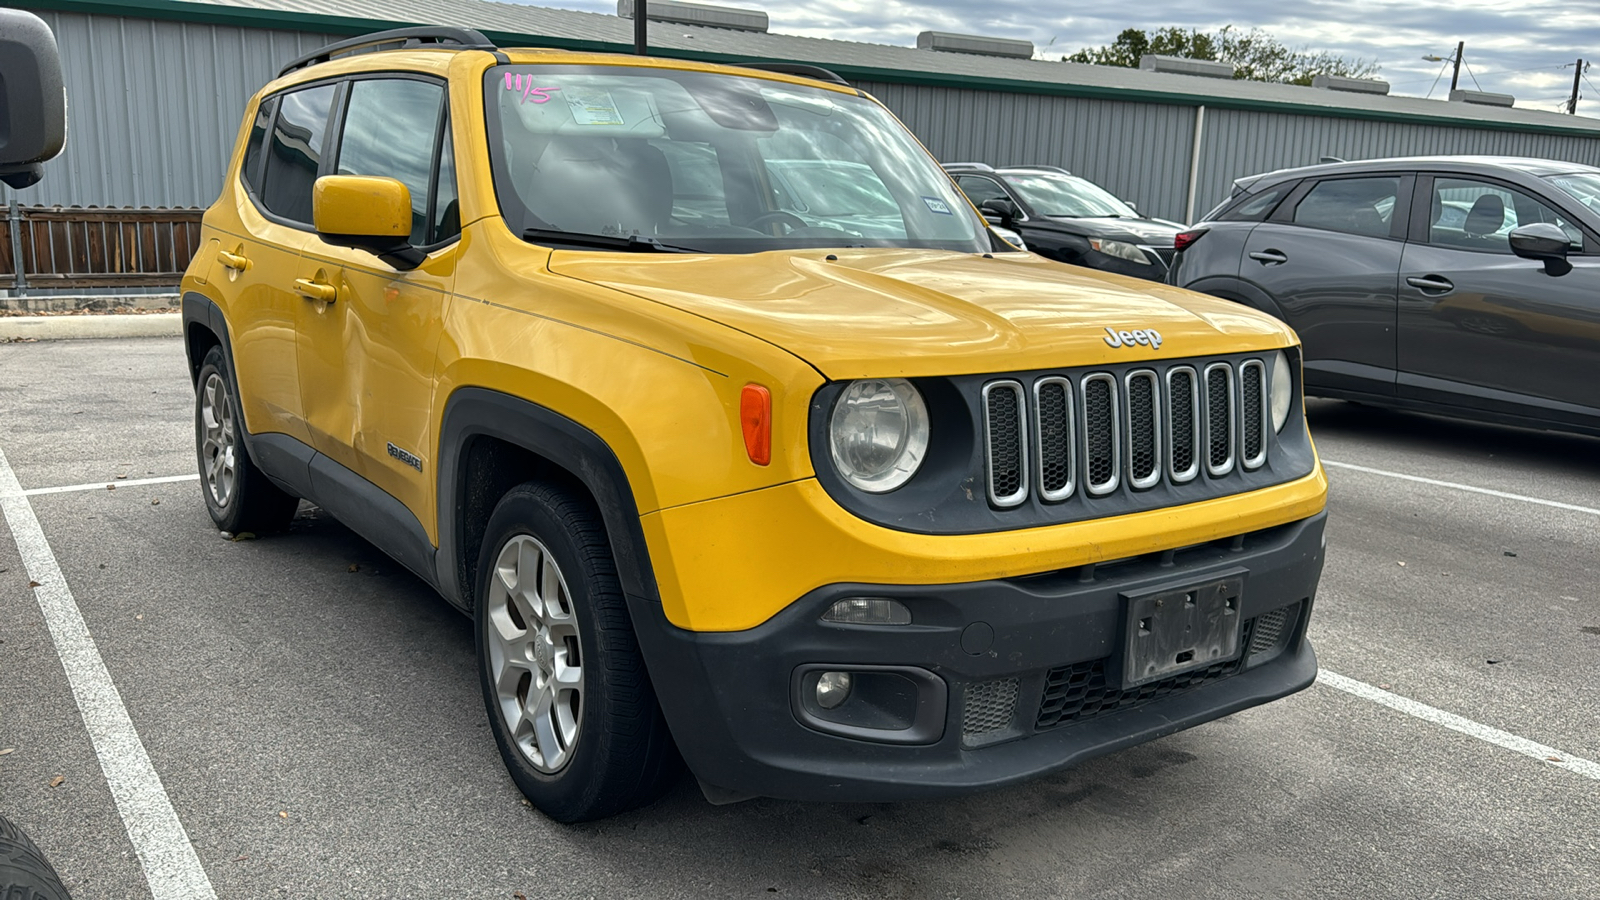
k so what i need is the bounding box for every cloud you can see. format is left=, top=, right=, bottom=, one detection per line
left=529, top=0, right=1600, bottom=113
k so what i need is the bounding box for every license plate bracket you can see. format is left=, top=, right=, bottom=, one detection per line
left=1122, top=574, right=1244, bottom=688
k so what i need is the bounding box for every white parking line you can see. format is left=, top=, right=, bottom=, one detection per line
left=1319, top=670, right=1600, bottom=781
left=0, top=446, right=218, bottom=900
left=1322, top=460, right=1600, bottom=517
left=22, top=473, right=201, bottom=497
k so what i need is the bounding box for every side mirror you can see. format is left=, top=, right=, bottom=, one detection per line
left=0, top=10, right=68, bottom=190
left=312, top=175, right=424, bottom=269
left=979, top=198, right=1018, bottom=225
left=1509, top=222, right=1574, bottom=277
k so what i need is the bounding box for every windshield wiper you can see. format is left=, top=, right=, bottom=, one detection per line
left=521, top=228, right=701, bottom=253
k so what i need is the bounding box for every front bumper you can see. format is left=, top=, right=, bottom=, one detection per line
left=639, top=511, right=1325, bottom=802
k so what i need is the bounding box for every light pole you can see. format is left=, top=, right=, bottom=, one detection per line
left=1422, top=42, right=1466, bottom=93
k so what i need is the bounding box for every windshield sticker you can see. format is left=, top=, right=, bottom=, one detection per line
left=922, top=196, right=953, bottom=215
left=565, top=89, right=626, bottom=126
left=503, top=73, right=560, bottom=105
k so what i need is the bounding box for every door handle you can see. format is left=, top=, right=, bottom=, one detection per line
left=1405, top=275, right=1455, bottom=293
left=293, top=277, right=337, bottom=303
left=1248, top=249, right=1288, bottom=265
left=217, top=249, right=250, bottom=271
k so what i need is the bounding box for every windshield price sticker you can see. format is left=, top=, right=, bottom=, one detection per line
left=566, top=89, right=626, bottom=126
left=922, top=196, right=953, bottom=215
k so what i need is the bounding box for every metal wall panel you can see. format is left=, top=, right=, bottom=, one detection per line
left=3, top=11, right=337, bottom=209
left=860, top=81, right=1197, bottom=222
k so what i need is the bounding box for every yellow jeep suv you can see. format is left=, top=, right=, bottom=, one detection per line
left=180, top=27, right=1328, bottom=822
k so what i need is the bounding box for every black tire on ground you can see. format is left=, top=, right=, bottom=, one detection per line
left=0, top=815, right=73, bottom=900
left=474, top=482, right=679, bottom=823
left=194, top=345, right=299, bottom=534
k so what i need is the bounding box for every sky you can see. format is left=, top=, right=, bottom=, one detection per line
left=530, top=0, right=1600, bottom=115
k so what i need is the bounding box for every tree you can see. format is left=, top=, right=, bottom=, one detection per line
left=1066, top=26, right=1379, bottom=86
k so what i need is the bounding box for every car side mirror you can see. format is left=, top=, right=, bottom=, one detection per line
left=312, top=175, right=424, bottom=269
left=979, top=198, right=1018, bottom=225
left=1508, top=222, right=1574, bottom=277
left=0, top=10, right=68, bottom=190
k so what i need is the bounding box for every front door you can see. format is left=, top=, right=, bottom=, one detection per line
left=1239, top=174, right=1412, bottom=397
left=1397, top=174, right=1600, bottom=426
left=295, top=76, right=460, bottom=532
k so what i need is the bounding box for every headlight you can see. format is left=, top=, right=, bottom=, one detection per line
left=1089, top=238, right=1151, bottom=265
left=1270, top=350, right=1294, bottom=432
left=829, top=378, right=929, bottom=493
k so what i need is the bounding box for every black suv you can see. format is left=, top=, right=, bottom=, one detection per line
left=946, top=164, right=1184, bottom=280
left=1171, top=156, right=1600, bottom=438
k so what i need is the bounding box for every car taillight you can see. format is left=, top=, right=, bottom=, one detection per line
left=1173, top=229, right=1208, bottom=252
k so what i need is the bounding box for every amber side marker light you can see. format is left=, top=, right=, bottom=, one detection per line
left=741, top=384, right=772, bottom=466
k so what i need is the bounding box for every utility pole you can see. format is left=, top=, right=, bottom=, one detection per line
left=1450, top=40, right=1464, bottom=92
left=1570, top=59, right=1585, bottom=114
left=633, top=0, right=648, bottom=55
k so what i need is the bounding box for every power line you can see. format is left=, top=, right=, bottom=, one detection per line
left=1461, top=58, right=1484, bottom=91
left=1424, top=58, right=1450, bottom=98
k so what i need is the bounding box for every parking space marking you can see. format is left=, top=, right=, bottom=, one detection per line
left=1323, top=460, right=1600, bottom=517
left=22, top=474, right=201, bottom=497
left=1319, top=670, right=1600, bottom=781
left=0, top=446, right=218, bottom=900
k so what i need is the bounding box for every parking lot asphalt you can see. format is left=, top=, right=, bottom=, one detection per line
left=2, top=337, right=1597, bottom=899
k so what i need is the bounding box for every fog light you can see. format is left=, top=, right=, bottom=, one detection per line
left=821, top=598, right=912, bottom=625
left=816, top=671, right=852, bottom=709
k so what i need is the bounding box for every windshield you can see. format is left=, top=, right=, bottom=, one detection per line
left=485, top=65, right=988, bottom=253
left=1003, top=172, right=1138, bottom=218
left=1544, top=172, right=1600, bottom=216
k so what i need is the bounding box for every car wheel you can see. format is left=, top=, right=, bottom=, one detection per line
left=0, top=815, right=72, bottom=900
left=194, top=345, right=299, bottom=534
left=475, top=483, right=678, bottom=822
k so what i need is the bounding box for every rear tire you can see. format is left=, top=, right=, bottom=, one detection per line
left=474, top=482, right=678, bottom=823
left=0, top=815, right=73, bottom=900
left=194, top=345, right=299, bottom=534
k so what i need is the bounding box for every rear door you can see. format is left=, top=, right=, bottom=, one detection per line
left=1239, top=174, right=1412, bottom=397
left=1397, top=173, right=1600, bottom=426
left=226, top=83, right=340, bottom=446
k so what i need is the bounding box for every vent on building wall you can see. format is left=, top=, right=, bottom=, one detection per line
left=1449, top=89, right=1515, bottom=108
left=1139, top=55, right=1235, bottom=79
left=916, top=31, right=1034, bottom=59
left=1312, top=74, right=1390, bottom=95
left=617, top=0, right=768, bottom=33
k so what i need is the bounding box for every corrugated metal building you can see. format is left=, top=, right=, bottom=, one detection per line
left=10, top=0, right=1600, bottom=224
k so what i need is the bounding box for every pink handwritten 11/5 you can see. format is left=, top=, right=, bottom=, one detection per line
left=505, top=73, right=560, bottom=104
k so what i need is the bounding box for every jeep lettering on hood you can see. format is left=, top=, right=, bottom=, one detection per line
left=547, top=248, right=1291, bottom=379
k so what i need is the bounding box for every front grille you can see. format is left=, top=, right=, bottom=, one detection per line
left=1034, top=377, right=1074, bottom=501
left=1249, top=606, right=1291, bottom=654
left=963, top=677, right=1019, bottom=743
left=1036, top=653, right=1247, bottom=730
left=1240, top=359, right=1267, bottom=469
left=981, top=357, right=1275, bottom=509
left=982, top=381, right=1027, bottom=507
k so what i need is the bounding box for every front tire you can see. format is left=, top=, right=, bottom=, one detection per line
left=475, top=483, right=678, bottom=822
left=0, top=815, right=72, bottom=900
left=194, top=345, right=299, bottom=534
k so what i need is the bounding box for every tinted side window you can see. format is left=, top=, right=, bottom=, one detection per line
left=1292, top=177, right=1400, bottom=238
left=1427, top=177, right=1584, bottom=253
left=337, top=78, right=445, bottom=246
left=241, top=97, right=275, bottom=196
left=430, top=114, right=459, bottom=245
left=1221, top=185, right=1289, bottom=222
left=259, top=84, right=337, bottom=225
left=957, top=176, right=1010, bottom=209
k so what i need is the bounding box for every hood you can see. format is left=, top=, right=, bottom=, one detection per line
left=1040, top=216, right=1185, bottom=245
left=548, top=248, right=1295, bottom=380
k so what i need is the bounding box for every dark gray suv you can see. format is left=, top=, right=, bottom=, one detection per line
left=1170, top=156, right=1600, bottom=437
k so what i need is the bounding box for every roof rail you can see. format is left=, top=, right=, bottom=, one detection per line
left=941, top=162, right=996, bottom=172
left=1001, top=165, right=1071, bottom=175
left=735, top=62, right=851, bottom=87
left=278, top=27, right=498, bottom=77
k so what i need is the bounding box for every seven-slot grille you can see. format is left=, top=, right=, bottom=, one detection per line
left=983, top=359, right=1271, bottom=507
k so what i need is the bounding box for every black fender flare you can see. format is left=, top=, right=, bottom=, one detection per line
left=434, top=388, right=662, bottom=615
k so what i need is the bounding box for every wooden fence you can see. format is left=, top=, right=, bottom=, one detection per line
left=2, top=205, right=204, bottom=291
